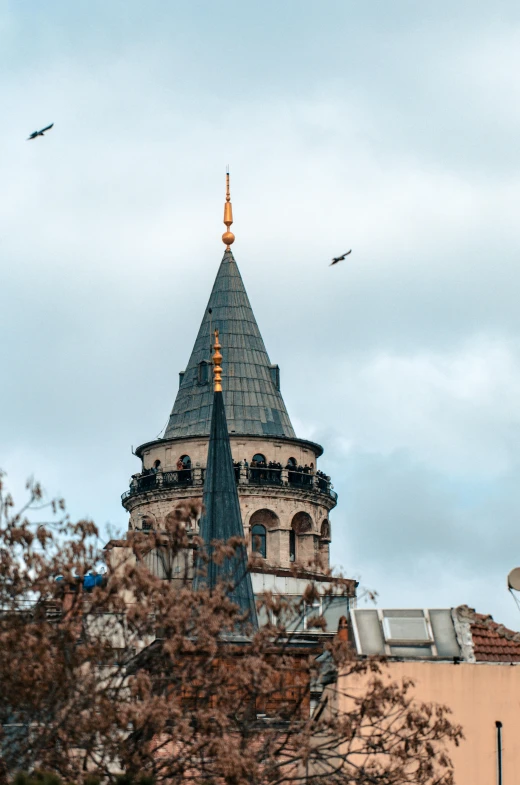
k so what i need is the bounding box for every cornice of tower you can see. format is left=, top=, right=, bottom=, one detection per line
left=122, top=480, right=338, bottom=514
left=134, top=433, right=324, bottom=461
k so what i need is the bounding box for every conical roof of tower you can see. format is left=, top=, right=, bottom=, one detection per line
left=164, top=249, right=296, bottom=440
left=192, top=386, right=258, bottom=628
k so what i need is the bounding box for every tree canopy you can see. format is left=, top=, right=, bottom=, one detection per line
left=0, top=473, right=462, bottom=784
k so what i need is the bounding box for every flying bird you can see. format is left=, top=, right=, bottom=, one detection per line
left=330, top=249, right=352, bottom=266
left=26, top=123, right=54, bottom=141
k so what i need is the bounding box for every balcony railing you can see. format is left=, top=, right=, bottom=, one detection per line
left=121, top=469, right=203, bottom=501
left=163, top=469, right=195, bottom=487
left=248, top=467, right=282, bottom=486
left=122, top=467, right=336, bottom=503
left=286, top=469, right=313, bottom=488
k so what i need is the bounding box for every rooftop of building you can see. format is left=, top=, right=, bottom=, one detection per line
left=457, top=604, right=520, bottom=663
left=163, top=248, right=297, bottom=441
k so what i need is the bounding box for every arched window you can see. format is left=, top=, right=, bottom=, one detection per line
left=176, top=455, right=192, bottom=486
left=198, top=360, right=209, bottom=385
left=321, top=519, right=331, bottom=540
left=292, top=511, right=313, bottom=534
left=251, top=524, right=267, bottom=558
left=287, top=457, right=297, bottom=467
left=252, top=453, right=266, bottom=465
left=249, top=509, right=278, bottom=557
left=141, top=515, right=154, bottom=532
left=290, top=512, right=313, bottom=566
left=289, top=528, right=296, bottom=562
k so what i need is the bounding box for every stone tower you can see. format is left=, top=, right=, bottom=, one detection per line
left=121, top=176, right=345, bottom=604
left=121, top=244, right=336, bottom=574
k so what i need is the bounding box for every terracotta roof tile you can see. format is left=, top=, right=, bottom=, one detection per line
left=458, top=607, right=520, bottom=663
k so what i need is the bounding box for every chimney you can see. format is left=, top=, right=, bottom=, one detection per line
left=337, top=615, right=349, bottom=642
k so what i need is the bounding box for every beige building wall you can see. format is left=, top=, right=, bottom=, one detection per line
left=332, top=660, right=520, bottom=785
left=125, top=488, right=331, bottom=571
left=139, top=434, right=321, bottom=473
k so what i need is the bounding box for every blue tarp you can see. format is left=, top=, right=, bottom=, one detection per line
left=54, top=574, right=103, bottom=590
left=83, top=574, right=103, bottom=590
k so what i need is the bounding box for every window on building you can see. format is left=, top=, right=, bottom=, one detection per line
left=304, top=600, right=322, bottom=630
left=269, top=364, right=280, bottom=390
left=321, top=596, right=350, bottom=633
left=251, top=524, right=267, bottom=558
left=198, top=360, right=209, bottom=385
left=291, top=511, right=313, bottom=534
left=289, top=528, right=296, bottom=562
left=252, top=453, right=266, bottom=465
left=179, top=455, right=191, bottom=469
left=287, top=457, right=297, bottom=467
left=320, top=519, right=331, bottom=540
left=382, top=615, right=432, bottom=644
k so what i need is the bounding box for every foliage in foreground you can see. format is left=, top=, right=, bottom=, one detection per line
left=0, top=473, right=462, bottom=784
left=13, top=771, right=152, bottom=785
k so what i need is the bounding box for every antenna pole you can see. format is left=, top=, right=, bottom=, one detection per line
left=496, top=721, right=503, bottom=785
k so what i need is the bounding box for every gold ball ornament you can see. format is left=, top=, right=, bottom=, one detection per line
left=222, top=231, right=235, bottom=246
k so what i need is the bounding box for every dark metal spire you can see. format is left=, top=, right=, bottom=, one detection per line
left=193, top=330, right=258, bottom=628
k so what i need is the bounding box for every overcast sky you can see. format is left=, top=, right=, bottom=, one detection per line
left=2, top=0, right=520, bottom=627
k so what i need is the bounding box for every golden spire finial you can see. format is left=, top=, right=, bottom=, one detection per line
left=213, top=328, right=223, bottom=392
left=222, top=166, right=235, bottom=250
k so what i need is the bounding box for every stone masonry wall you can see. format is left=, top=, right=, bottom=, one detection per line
left=126, top=434, right=334, bottom=574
